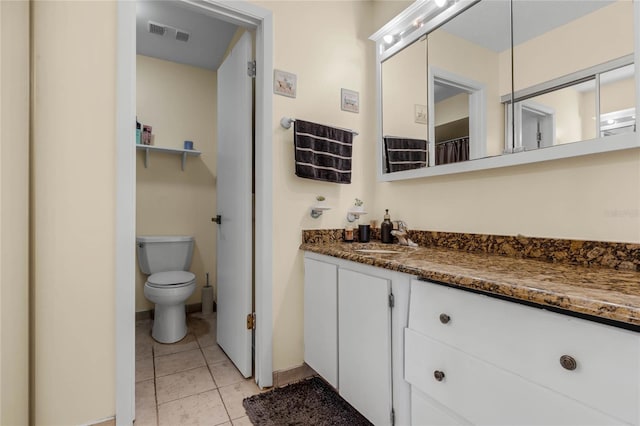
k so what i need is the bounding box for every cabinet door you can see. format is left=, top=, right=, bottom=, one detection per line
left=338, top=268, right=392, bottom=426
left=303, top=257, right=338, bottom=387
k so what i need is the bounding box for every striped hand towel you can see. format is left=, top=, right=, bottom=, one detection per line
left=384, top=137, right=428, bottom=173
left=294, top=119, right=353, bottom=184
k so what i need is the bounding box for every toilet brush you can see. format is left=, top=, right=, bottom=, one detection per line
left=201, top=272, right=214, bottom=315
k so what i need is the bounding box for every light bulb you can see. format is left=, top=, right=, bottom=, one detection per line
left=383, top=34, right=395, bottom=44
left=607, top=119, right=615, bottom=125
left=435, top=0, right=447, bottom=7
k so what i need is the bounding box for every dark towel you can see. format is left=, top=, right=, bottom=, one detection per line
left=294, top=119, right=353, bottom=184
left=384, top=137, right=428, bottom=173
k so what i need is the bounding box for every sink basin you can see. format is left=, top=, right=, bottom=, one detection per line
left=354, top=249, right=400, bottom=254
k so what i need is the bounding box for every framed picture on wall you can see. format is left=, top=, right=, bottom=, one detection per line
left=341, top=89, right=359, bottom=113
left=274, top=69, right=297, bottom=98
left=415, top=104, right=427, bottom=124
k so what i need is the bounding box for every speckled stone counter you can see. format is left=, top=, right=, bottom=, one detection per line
left=300, top=240, right=640, bottom=329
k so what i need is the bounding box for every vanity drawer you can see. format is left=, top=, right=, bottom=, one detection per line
left=404, top=328, right=626, bottom=426
left=408, top=279, right=639, bottom=424
left=411, top=386, right=471, bottom=426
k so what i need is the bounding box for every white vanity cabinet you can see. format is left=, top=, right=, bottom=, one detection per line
left=303, top=256, right=338, bottom=387
left=338, top=268, right=392, bottom=426
left=405, top=279, right=640, bottom=426
left=303, top=252, right=413, bottom=426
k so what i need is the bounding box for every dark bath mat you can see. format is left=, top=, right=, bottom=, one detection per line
left=242, top=376, right=373, bottom=426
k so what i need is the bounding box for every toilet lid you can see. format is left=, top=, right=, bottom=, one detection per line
left=147, top=271, right=195, bottom=287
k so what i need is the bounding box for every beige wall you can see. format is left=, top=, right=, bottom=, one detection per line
left=371, top=149, right=640, bottom=243
left=434, top=93, right=468, bottom=127
left=254, top=0, right=378, bottom=371
left=32, top=1, right=116, bottom=424
left=136, top=55, right=217, bottom=312
left=372, top=0, right=413, bottom=31
left=512, top=0, right=634, bottom=92
left=26, top=1, right=640, bottom=424
left=0, top=1, right=30, bottom=424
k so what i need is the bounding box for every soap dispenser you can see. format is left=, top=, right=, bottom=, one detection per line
left=381, top=209, right=393, bottom=244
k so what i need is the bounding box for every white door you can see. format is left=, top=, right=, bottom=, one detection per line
left=216, top=31, right=253, bottom=378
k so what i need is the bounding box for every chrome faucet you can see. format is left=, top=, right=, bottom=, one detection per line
left=391, top=220, right=418, bottom=247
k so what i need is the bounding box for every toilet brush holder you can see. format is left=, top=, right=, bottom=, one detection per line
left=201, top=286, right=213, bottom=315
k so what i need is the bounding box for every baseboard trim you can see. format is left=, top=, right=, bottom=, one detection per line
left=272, top=363, right=316, bottom=388
left=135, top=302, right=216, bottom=321
left=135, top=310, right=152, bottom=321
left=82, top=416, right=115, bottom=426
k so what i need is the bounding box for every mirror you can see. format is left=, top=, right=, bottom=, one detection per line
left=510, top=0, right=636, bottom=151
left=427, top=0, right=511, bottom=165
left=372, top=0, right=638, bottom=180
left=381, top=38, right=428, bottom=173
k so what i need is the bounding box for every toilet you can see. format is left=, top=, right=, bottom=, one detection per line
left=136, top=235, right=197, bottom=343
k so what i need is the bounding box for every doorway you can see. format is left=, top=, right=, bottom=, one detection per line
left=115, top=2, right=273, bottom=424
left=428, top=66, right=487, bottom=165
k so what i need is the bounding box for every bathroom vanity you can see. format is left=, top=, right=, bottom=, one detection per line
left=301, top=236, right=640, bottom=426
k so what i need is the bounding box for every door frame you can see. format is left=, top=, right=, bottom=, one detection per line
left=115, top=1, right=273, bottom=424
left=428, top=66, right=486, bottom=164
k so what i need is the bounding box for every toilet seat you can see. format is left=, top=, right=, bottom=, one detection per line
left=146, top=271, right=196, bottom=289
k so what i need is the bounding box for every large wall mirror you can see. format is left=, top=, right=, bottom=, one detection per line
left=371, top=0, right=639, bottom=181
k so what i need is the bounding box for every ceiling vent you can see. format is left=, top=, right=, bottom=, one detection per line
left=176, top=30, right=190, bottom=42
left=148, top=21, right=166, bottom=36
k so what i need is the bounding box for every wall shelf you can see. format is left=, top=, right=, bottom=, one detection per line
left=136, top=145, right=201, bottom=171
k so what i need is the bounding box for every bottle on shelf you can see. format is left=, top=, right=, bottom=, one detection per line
left=136, top=118, right=141, bottom=145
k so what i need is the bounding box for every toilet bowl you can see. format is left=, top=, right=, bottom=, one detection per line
left=144, top=271, right=196, bottom=343
left=136, top=235, right=196, bottom=344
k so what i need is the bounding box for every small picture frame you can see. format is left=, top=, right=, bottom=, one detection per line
left=274, top=69, right=297, bottom=98
left=414, top=104, right=427, bottom=124
left=341, top=89, right=359, bottom=113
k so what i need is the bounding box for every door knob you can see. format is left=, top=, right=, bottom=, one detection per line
left=434, top=370, right=445, bottom=382
left=439, top=313, right=451, bottom=324
left=212, top=215, right=222, bottom=224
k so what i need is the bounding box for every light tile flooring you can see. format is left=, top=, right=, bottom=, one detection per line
left=135, top=312, right=262, bottom=426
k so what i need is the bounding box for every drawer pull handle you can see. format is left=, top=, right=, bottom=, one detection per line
left=560, top=355, right=577, bottom=371
left=439, top=314, right=451, bottom=324
left=434, top=370, right=445, bottom=381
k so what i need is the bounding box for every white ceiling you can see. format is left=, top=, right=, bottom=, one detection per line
left=136, top=1, right=239, bottom=71
left=442, top=0, right=615, bottom=53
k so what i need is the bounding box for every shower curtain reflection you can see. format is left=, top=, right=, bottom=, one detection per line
left=435, top=137, right=469, bottom=165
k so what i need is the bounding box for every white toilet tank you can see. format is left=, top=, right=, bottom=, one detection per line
left=136, top=236, right=194, bottom=274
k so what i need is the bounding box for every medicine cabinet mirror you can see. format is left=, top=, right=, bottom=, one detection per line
left=371, top=0, right=639, bottom=181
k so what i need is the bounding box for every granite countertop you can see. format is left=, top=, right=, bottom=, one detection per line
left=300, top=241, right=640, bottom=329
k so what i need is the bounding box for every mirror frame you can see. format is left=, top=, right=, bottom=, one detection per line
left=370, top=0, right=640, bottom=182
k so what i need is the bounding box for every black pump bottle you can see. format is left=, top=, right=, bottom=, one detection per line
left=381, top=209, right=393, bottom=244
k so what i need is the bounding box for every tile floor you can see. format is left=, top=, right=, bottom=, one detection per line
left=135, top=312, right=262, bottom=426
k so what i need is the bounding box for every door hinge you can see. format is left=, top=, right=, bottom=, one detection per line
left=247, top=60, right=256, bottom=78
left=390, top=408, right=395, bottom=425
left=388, top=293, right=395, bottom=308
left=246, top=312, right=256, bottom=330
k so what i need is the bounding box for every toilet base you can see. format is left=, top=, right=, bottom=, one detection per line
left=152, top=303, right=188, bottom=344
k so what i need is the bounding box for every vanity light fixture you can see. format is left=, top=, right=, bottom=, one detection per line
left=383, top=34, right=396, bottom=44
